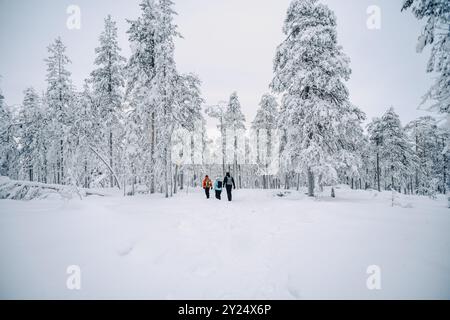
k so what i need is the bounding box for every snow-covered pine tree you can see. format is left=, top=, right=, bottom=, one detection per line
left=367, top=117, right=383, bottom=192
left=127, top=0, right=200, bottom=197
left=17, top=88, right=47, bottom=182
left=271, top=0, right=365, bottom=197
left=405, top=116, right=448, bottom=195
left=174, top=73, right=204, bottom=190
left=0, top=87, right=18, bottom=179
left=91, top=15, right=126, bottom=188
left=151, top=0, right=184, bottom=198
left=44, top=37, right=74, bottom=185
left=359, top=134, right=376, bottom=191
left=175, top=73, right=203, bottom=132
left=224, top=91, right=246, bottom=188
left=126, top=0, right=160, bottom=194
left=402, top=0, right=450, bottom=114
left=368, top=108, right=417, bottom=192
left=252, top=93, right=278, bottom=189
left=69, top=81, right=101, bottom=188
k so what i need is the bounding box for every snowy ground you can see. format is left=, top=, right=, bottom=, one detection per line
left=0, top=186, right=449, bottom=299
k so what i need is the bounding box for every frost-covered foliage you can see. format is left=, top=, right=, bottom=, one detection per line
left=91, top=15, right=126, bottom=188
left=44, top=37, right=74, bottom=185
left=271, top=0, right=366, bottom=196
left=367, top=108, right=417, bottom=192
left=0, top=85, right=19, bottom=179
left=252, top=94, right=278, bottom=132
left=125, top=0, right=203, bottom=197
left=224, top=92, right=246, bottom=187
left=17, top=88, right=47, bottom=182
left=364, top=107, right=449, bottom=196
left=225, top=92, right=246, bottom=132
left=0, top=0, right=448, bottom=199
left=252, top=94, right=278, bottom=188
left=402, top=0, right=450, bottom=114
left=405, top=116, right=449, bottom=196
left=0, top=176, right=104, bottom=200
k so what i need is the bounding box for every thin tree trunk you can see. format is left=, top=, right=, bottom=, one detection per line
left=109, top=130, right=114, bottom=188
left=173, top=164, right=178, bottom=194
left=164, top=146, right=169, bottom=198
left=60, top=139, right=64, bottom=185
left=376, top=150, right=380, bottom=192
left=307, top=168, right=314, bottom=197
left=150, top=112, right=156, bottom=194
left=180, top=169, right=184, bottom=190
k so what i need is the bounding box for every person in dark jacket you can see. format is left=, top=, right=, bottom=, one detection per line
left=223, top=172, right=236, bottom=201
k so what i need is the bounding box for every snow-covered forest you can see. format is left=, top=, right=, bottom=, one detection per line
left=0, top=0, right=449, bottom=300
left=0, top=0, right=448, bottom=200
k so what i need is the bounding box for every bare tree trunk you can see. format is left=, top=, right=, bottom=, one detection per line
left=60, top=139, right=64, bottom=185
left=234, top=134, right=238, bottom=188
left=221, top=120, right=226, bottom=176
left=173, top=164, right=178, bottom=194
left=164, top=144, right=169, bottom=198
left=376, top=150, right=381, bottom=192
left=150, top=112, right=156, bottom=194
left=170, top=163, right=173, bottom=198
left=84, top=160, right=88, bottom=188
left=109, top=130, right=114, bottom=188
left=180, top=169, right=184, bottom=190
left=307, top=168, right=315, bottom=197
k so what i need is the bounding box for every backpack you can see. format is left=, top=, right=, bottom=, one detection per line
left=226, top=176, right=233, bottom=186
left=217, top=181, right=223, bottom=189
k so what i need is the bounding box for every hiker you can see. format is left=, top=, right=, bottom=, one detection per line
left=213, top=177, right=223, bottom=200
left=223, top=172, right=236, bottom=201
left=202, top=175, right=212, bottom=199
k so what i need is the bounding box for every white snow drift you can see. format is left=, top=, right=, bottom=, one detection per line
left=0, top=186, right=449, bottom=299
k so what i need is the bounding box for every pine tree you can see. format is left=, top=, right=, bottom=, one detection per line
left=405, top=116, right=448, bottom=195
left=368, top=108, right=417, bottom=192
left=126, top=0, right=201, bottom=197
left=174, top=73, right=204, bottom=191
left=91, top=15, right=126, bottom=188
left=0, top=87, right=18, bottom=178
left=402, top=0, right=450, bottom=114
left=151, top=0, right=182, bottom=198
left=71, top=82, right=101, bottom=188
left=225, top=91, right=246, bottom=188
left=252, top=93, right=278, bottom=189
left=44, top=37, right=74, bottom=185
left=17, top=88, right=47, bottom=182
left=126, top=0, right=160, bottom=194
left=271, top=0, right=365, bottom=196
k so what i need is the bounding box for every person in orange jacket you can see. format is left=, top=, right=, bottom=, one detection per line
left=202, top=175, right=213, bottom=199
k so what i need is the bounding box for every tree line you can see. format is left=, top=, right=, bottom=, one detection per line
left=0, top=0, right=448, bottom=198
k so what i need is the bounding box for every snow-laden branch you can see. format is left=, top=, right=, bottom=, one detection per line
left=88, top=145, right=121, bottom=190
left=0, top=176, right=106, bottom=200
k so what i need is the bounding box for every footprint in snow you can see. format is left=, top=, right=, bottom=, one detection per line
left=116, top=242, right=135, bottom=257
left=287, top=275, right=301, bottom=299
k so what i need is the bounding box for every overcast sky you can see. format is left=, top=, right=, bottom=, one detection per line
left=0, top=0, right=434, bottom=133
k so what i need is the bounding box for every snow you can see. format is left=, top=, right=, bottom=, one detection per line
left=0, top=187, right=449, bottom=299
